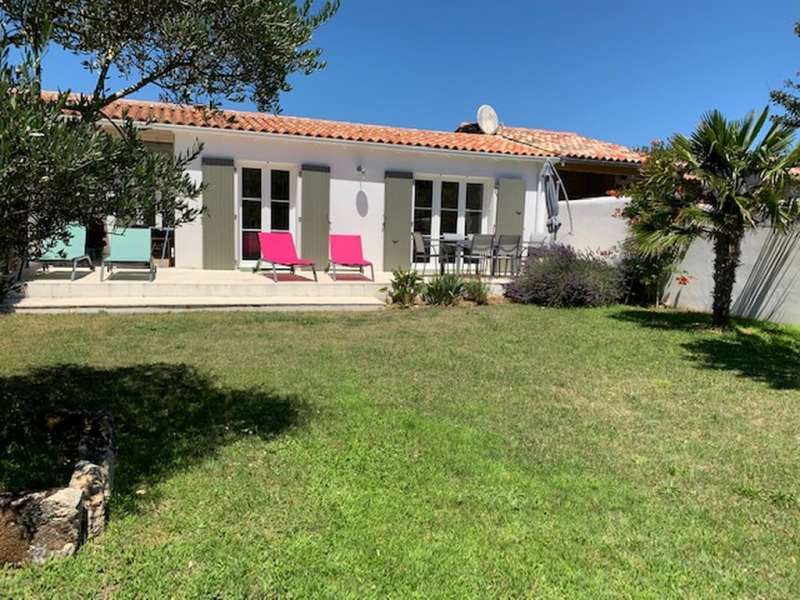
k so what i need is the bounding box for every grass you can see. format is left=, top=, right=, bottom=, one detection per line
left=0, top=305, right=799, bottom=598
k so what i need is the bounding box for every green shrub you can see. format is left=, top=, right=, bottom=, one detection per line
left=504, top=245, right=622, bottom=307
left=619, top=237, right=680, bottom=306
left=462, top=278, right=489, bottom=305
left=382, top=268, right=424, bottom=307
left=423, top=274, right=465, bottom=306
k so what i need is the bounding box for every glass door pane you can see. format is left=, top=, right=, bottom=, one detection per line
left=413, top=179, right=433, bottom=261
left=270, top=170, right=290, bottom=231
left=440, top=181, right=460, bottom=265
left=465, top=183, right=483, bottom=235
left=440, top=181, right=459, bottom=235
left=241, top=167, right=262, bottom=260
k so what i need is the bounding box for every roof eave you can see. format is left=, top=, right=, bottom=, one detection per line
left=557, top=156, right=642, bottom=170
left=125, top=119, right=551, bottom=163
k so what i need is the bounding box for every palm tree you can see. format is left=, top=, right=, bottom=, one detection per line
left=627, top=108, right=800, bottom=328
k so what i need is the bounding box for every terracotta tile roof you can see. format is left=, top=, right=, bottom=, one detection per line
left=497, top=126, right=644, bottom=164
left=53, top=93, right=643, bottom=164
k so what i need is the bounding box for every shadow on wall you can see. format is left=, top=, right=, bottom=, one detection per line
left=0, top=364, right=304, bottom=512
left=611, top=309, right=800, bottom=390
left=732, top=230, right=800, bottom=322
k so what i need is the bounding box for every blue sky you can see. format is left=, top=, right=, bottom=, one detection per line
left=38, top=0, right=800, bottom=148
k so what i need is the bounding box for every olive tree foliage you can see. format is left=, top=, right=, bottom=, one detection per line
left=0, top=44, right=203, bottom=298
left=0, top=0, right=338, bottom=300
left=623, top=108, right=800, bottom=328
left=771, top=20, right=800, bottom=127
left=0, top=0, right=339, bottom=117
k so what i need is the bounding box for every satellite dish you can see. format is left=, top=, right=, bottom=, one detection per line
left=477, top=104, right=499, bottom=135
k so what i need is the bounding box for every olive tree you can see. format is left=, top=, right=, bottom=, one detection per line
left=0, top=0, right=338, bottom=300
left=0, top=48, right=202, bottom=297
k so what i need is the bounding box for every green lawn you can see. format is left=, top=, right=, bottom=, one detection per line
left=1, top=306, right=799, bottom=598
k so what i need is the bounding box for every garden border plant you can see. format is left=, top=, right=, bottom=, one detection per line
left=421, top=273, right=465, bottom=307
left=462, top=277, right=490, bottom=305
left=384, top=270, right=496, bottom=308
left=382, top=268, right=424, bottom=308
left=504, top=244, right=623, bottom=308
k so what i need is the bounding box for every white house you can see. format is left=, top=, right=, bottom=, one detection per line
left=100, top=98, right=642, bottom=274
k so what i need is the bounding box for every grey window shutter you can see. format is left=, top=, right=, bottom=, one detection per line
left=496, top=178, right=525, bottom=236
left=201, top=157, right=236, bottom=269
left=301, top=165, right=331, bottom=268
left=383, top=171, right=413, bottom=271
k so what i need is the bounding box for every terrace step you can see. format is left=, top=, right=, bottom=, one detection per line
left=19, top=282, right=386, bottom=300
left=3, top=296, right=386, bottom=314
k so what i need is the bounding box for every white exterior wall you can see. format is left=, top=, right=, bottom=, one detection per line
left=169, top=126, right=545, bottom=272
left=557, top=196, right=628, bottom=253
left=174, top=134, right=204, bottom=268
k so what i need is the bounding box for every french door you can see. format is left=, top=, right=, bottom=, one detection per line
left=238, top=165, right=293, bottom=266
left=412, top=177, right=491, bottom=265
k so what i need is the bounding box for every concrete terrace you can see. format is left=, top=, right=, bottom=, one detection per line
left=6, top=267, right=389, bottom=313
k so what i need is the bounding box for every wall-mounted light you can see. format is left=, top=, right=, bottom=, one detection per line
left=356, top=165, right=367, bottom=178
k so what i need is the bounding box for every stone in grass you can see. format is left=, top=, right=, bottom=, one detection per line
left=0, top=410, right=116, bottom=567
left=0, top=487, right=87, bottom=566
left=69, top=461, right=110, bottom=539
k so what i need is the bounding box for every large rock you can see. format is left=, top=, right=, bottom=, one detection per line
left=1, top=410, right=116, bottom=566
left=0, top=498, right=32, bottom=565
left=69, top=461, right=110, bottom=539
left=0, top=487, right=86, bottom=566
left=57, top=410, right=115, bottom=539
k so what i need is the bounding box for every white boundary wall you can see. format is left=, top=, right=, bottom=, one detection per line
left=558, top=196, right=800, bottom=325
left=556, top=197, right=628, bottom=254
left=662, top=228, right=800, bottom=325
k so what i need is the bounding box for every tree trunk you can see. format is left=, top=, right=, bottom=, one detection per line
left=711, top=227, right=744, bottom=328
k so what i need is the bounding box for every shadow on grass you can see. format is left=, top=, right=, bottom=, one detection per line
left=611, top=308, right=714, bottom=331
left=0, top=364, right=303, bottom=509
left=612, top=309, right=800, bottom=390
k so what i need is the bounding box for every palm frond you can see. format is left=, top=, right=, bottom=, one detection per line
left=635, top=229, right=698, bottom=257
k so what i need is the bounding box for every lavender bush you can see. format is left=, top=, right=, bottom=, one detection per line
left=504, top=245, right=622, bottom=308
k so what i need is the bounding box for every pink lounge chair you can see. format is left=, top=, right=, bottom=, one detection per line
left=255, top=232, right=317, bottom=282
left=329, top=234, right=374, bottom=281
